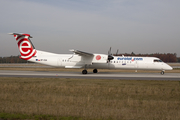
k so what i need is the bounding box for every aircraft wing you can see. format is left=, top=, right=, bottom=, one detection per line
left=70, top=49, right=94, bottom=56
left=69, top=49, right=107, bottom=65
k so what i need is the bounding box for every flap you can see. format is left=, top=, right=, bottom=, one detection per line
left=70, top=49, right=94, bottom=56
left=65, top=66, right=83, bottom=68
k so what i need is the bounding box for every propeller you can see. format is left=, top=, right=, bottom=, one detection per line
left=116, top=49, right=119, bottom=56
left=108, top=47, right=114, bottom=61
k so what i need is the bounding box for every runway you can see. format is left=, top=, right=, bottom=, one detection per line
left=0, top=70, right=180, bottom=80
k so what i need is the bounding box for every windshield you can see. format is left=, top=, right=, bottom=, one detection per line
left=154, top=59, right=163, bottom=62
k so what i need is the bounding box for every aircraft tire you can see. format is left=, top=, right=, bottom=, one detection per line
left=82, top=70, right=87, bottom=74
left=93, top=69, right=98, bottom=73
left=161, top=71, right=164, bottom=75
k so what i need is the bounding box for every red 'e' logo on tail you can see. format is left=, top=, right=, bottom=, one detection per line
left=19, top=40, right=32, bottom=55
left=14, top=34, right=36, bottom=60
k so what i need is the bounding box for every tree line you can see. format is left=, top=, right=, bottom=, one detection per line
left=0, top=56, right=27, bottom=63
left=0, top=53, right=180, bottom=63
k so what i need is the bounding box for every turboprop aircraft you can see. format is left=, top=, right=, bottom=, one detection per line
left=9, top=33, right=172, bottom=75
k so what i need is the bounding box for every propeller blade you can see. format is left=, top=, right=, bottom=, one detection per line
left=107, top=47, right=114, bottom=61
left=116, top=49, right=119, bottom=56
left=108, top=47, right=111, bottom=55
left=108, top=47, right=114, bottom=61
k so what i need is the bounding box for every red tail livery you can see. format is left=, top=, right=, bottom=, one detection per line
left=9, top=33, right=36, bottom=60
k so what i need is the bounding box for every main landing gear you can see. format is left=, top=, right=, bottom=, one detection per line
left=93, top=69, right=98, bottom=73
left=82, top=69, right=98, bottom=74
left=82, top=70, right=87, bottom=74
left=161, top=71, right=165, bottom=75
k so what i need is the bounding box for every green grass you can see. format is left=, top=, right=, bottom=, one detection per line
left=0, top=77, right=180, bottom=120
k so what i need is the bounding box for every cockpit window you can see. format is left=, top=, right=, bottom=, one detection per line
left=154, top=59, right=163, bottom=62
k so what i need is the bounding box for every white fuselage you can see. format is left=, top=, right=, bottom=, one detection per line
left=29, top=50, right=172, bottom=71
left=9, top=33, right=173, bottom=74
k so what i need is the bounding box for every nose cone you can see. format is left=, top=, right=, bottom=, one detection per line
left=164, top=64, right=173, bottom=70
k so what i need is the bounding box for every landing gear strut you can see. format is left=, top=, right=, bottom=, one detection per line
left=82, top=64, right=88, bottom=74
left=93, top=69, right=98, bottom=73
left=161, top=71, right=165, bottom=75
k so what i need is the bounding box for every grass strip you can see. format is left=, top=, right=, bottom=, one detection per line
left=0, top=77, right=180, bottom=120
left=0, top=112, right=82, bottom=120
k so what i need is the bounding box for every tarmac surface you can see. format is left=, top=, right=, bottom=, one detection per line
left=0, top=70, right=180, bottom=80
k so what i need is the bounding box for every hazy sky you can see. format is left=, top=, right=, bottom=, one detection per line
left=1, top=0, right=180, bottom=57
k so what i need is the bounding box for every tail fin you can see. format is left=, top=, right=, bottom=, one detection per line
left=9, top=33, right=37, bottom=60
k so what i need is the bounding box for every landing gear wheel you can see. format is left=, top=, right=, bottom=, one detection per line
left=161, top=71, right=164, bottom=75
left=82, top=70, right=87, bottom=74
left=93, top=69, right=98, bottom=73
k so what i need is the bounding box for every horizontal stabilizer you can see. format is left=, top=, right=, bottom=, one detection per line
left=9, top=33, right=33, bottom=38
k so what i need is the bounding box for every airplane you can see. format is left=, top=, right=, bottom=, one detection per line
left=9, top=33, right=173, bottom=75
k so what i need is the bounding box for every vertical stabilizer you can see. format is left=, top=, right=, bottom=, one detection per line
left=9, top=33, right=37, bottom=60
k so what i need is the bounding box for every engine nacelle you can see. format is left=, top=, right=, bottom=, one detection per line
left=92, top=54, right=108, bottom=63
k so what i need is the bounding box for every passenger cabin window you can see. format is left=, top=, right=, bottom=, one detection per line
left=154, top=59, right=163, bottom=62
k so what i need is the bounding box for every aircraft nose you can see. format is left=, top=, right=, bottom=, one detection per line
left=164, top=64, right=173, bottom=70
left=168, top=66, right=173, bottom=70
